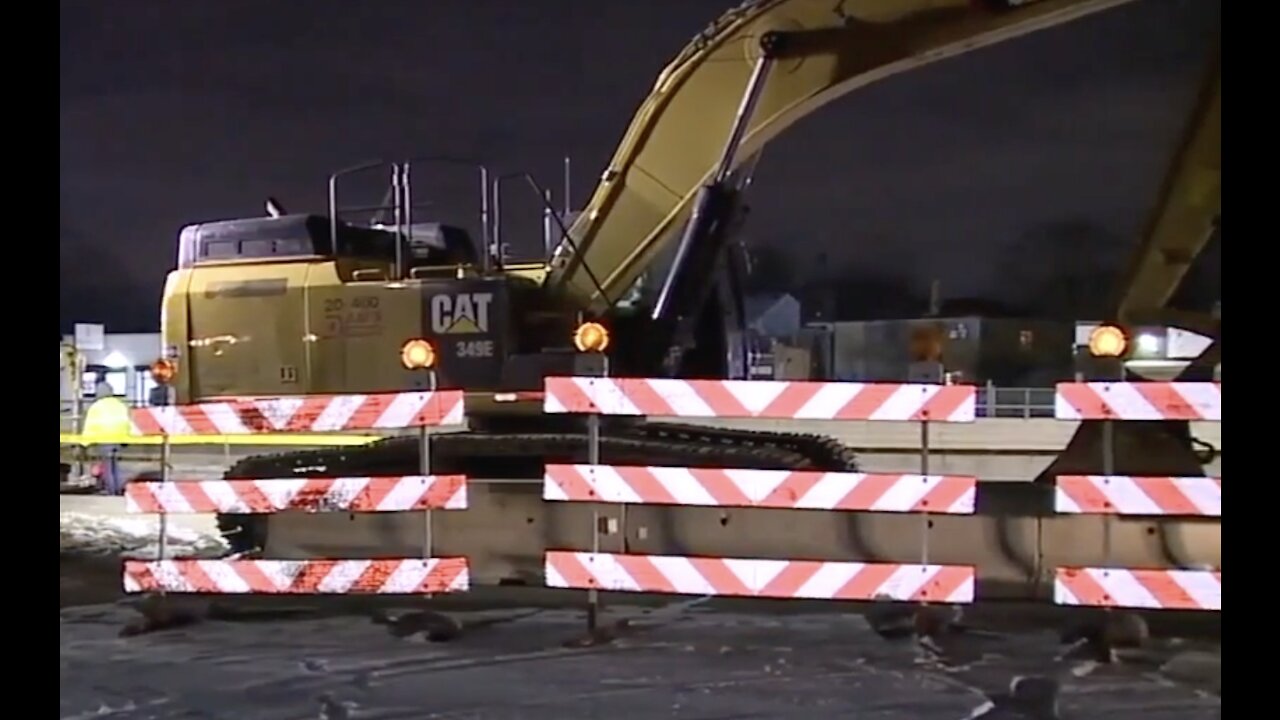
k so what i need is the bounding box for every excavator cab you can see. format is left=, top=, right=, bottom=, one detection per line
left=175, top=214, right=477, bottom=272
left=161, top=159, right=595, bottom=403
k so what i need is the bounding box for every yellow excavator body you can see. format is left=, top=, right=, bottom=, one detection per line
left=153, top=0, right=1219, bottom=595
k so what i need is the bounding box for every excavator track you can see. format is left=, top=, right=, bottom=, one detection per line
left=218, top=422, right=860, bottom=555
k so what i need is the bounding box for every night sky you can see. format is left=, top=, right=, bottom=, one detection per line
left=59, top=0, right=1219, bottom=332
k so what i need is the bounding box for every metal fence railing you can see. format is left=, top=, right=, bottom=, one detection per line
left=975, top=386, right=1057, bottom=419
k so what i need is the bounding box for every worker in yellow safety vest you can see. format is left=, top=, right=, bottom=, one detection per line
left=84, top=381, right=125, bottom=495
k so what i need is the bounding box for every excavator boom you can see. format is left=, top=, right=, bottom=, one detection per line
left=549, top=0, right=1147, bottom=312
left=1114, top=44, right=1220, bottom=328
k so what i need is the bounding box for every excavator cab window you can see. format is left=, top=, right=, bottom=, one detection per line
left=401, top=223, right=479, bottom=269
left=177, top=214, right=325, bottom=268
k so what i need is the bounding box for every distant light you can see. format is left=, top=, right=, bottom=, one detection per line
left=102, top=350, right=131, bottom=369
left=1136, top=333, right=1161, bottom=356
left=150, top=358, right=176, bottom=385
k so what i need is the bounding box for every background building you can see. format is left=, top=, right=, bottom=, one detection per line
left=59, top=332, right=163, bottom=415
left=798, top=317, right=1075, bottom=386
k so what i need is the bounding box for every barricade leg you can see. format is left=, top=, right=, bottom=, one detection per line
left=586, top=411, right=601, bottom=633
left=418, top=364, right=437, bottom=568
left=420, top=423, right=434, bottom=562
left=158, top=433, right=170, bottom=561
left=915, top=417, right=946, bottom=637
left=132, top=431, right=188, bottom=635
left=919, top=418, right=931, bottom=570
left=399, top=369, right=465, bottom=640
left=898, top=416, right=967, bottom=639
left=1101, top=419, right=1114, bottom=572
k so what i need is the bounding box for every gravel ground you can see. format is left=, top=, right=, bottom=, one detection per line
left=61, top=587, right=1220, bottom=719
left=59, top=505, right=1221, bottom=719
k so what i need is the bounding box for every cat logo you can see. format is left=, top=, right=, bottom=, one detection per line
left=430, top=292, right=493, bottom=335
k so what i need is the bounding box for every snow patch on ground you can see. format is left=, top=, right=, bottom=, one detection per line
left=60, top=512, right=228, bottom=559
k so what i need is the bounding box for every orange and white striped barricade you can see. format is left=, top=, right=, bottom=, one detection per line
left=543, top=376, right=978, bottom=623
left=1052, top=381, right=1221, bottom=611
left=121, top=390, right=470, bottom=596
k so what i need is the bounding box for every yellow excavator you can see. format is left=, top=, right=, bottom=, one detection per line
left=155, top=0, right=1219, bottom=588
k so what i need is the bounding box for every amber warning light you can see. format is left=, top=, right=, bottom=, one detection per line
left=1088, top=324, right=1128, bottom=358
left=573, top=322, right=610, bottom=353
left=400, top=339, right=437, bottom=370
left=149, top=358, right=176, bottom=385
